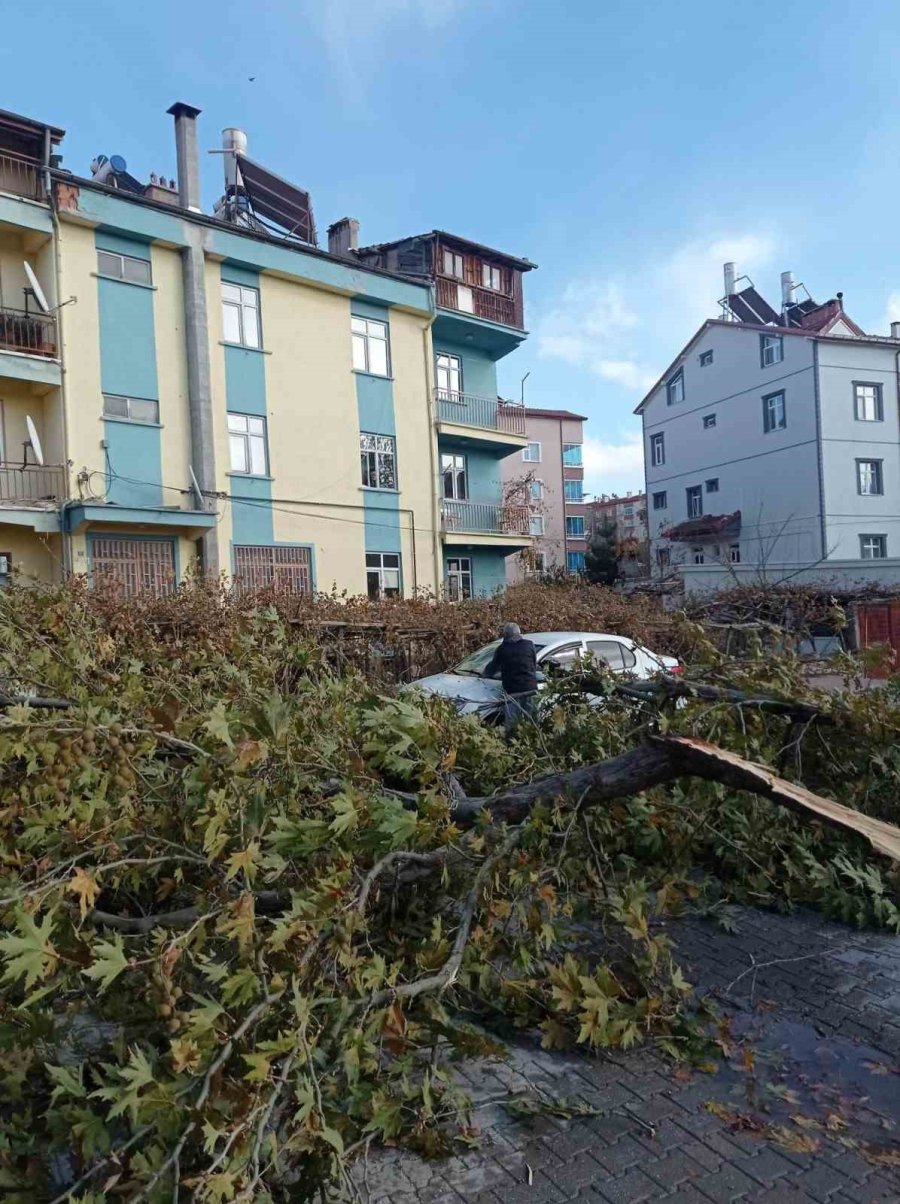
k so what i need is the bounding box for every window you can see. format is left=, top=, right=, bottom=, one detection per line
left=562, top=443, right=583, bottom=466
left=97, top=249, right=152, bottom=286
left=221, top=282, right=260, bottom=349
left=700, top=350, right=714, bottom=367
left=228, top=413, right=268, bottom=475
left=233, top=545, right=312, bottom=594
left=650, top=432, right=665, bottom=466
left=705, top=478, right=719, bottom=493
left=860, top=534, right=887, bottom=560
left=703, top=414, right=717, bottom=429
left=366, top=552, right=401, bottom=598
left=760, top=334, right=784, bottom=367
left=729, top=544, right=740, bottom=563
left=482, top=263, right=502, bottom=291
left=564, top=479, right=583, bottom=502
left=566, top=516, right=585, bottom=537
left=360, top=433, right=397, bottom=490
left=623, top=505, right=634, bottom=517
left=0, top=552, right=11, bottom=587
left=652, top=490, right=667, bottom=510
left=529, top=514, right=545, bottom=536
left=530, top=551, right=546, bottom=574
left=523, top=442, right=541, bottom=463
left=103, top=394, right=160, bottom=424
left=587, top=639, right=637, bottom=671
left=566, top=551, right=586, bottom=574
left=446, top=556, right=472, bottom=601
left=544, top=642, right=583, bottom=670
left=692, top=547, right=704, bottom=565
left=763, top=391, right=786, bottom=433
left=435, top=353, right=462, bottom=398
left=857, top=459, right=883, bottom=496
left=351, top=316, right=390, bottom=377
left=442, top=250, right=464, bottom=279
left=656, top=547, right=670, bottom=568
left=530, top=479, right=544, bottom=501
left=441, top=452, right=467, bottom=500
left=666, top=369, right=685, bottom=405
left=91, top=537, right=175, bottom=598
left=686, top=485, right=703, bottom=517
left=854, top=382, right=883, bottom=422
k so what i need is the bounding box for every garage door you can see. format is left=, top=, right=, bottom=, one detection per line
left=91, top=538, right=176, bottom=598
left=856, top=600, right=900, bottom=678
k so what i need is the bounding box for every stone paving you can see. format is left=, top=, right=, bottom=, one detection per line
left=353, top=907, right=900, bottom=1203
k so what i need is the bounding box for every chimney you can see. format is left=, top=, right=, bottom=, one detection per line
left=167, top=101, right=202, bottom=211
left=328, top=217, right=359, bottom=258
left=781, top=271, right=796, bottom=308
left=891, top=322, right=900, bottom=338
left=723, top=262, right=737, bottom=297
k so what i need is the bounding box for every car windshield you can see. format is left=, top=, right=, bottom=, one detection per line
left=453, top=638, right=549, bottom=676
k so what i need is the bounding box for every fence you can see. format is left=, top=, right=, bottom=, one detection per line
left=435, top=390, right=526, bottom=435
left=0, top=151, right=41, bottom=200
left=442, top=499, right=530, bottom=535
left=0, top=464, right=65, bottom=504
left=0, top=308, right=57, bottom=358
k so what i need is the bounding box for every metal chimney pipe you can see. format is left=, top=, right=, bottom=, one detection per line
left=781, top=271, right=796, bottom=308
left=723, top=262, right=736, bottom=296
left=891, top=322, right=900, bottom=338
left=222, top=127, right=247, bottom=192
left=167, top=101, right=202, bottom=211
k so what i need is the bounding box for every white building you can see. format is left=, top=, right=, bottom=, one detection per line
left=637, top=266, right=900, bottom=591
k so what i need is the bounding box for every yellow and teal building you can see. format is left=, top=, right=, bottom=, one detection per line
left=0, top=103, right=534, bottom=598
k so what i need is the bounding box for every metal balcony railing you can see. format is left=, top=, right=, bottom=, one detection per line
left=0, top=463, right=65, bottom=505
left=0, top=307, right=57, bottom=358
left=435, top=389, right=526, bottom=436
left=442, top=499, right=531, bottom=537
left=0, top=151, right=42, bottom=200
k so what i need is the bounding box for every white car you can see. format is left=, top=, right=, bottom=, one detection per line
left=409, top=631, right=680, bottom=719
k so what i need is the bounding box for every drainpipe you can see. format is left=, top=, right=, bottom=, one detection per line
left=49, top=175, right=74, bottom=580
left=167, top=102, right=219, bottom=576
left=422, top=302, right=441, bottom=595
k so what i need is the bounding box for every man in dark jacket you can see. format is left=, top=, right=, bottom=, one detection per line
left=484, top=623, right=538, bottom=739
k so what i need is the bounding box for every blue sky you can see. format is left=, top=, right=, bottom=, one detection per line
left=7, top=0, right=900, bottom=496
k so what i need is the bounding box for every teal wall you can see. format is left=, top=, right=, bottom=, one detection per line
left=433, top=339, right=497, bottom=399
left=438, top=438, right=502, bottom=502
left=229, top=477, right=275, bottom=545
left=95, top=232, right=162, bottom=507
left=352, top=300, right=401, bottom=559
left=445, top=547, right=509, bottom=596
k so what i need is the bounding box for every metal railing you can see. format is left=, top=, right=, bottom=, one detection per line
left=0, top=463, right=65, bottom=504
left=0, top=307, right=57, bottom=358
left=0, top=151, right=42, bottom=200
left=442, top=499, right=531, bottom=536
left=435, top=389, right=526, bottom=435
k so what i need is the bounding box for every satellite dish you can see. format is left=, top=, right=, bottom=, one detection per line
left=23, top=262, right=50, bottom=314
left=25, top=415, right=44, bottom=467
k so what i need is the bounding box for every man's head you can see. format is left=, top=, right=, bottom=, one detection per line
left=502, top=622, right=522, bottom=641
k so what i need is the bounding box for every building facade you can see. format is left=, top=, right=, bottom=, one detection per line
left=586, top=492, right=648, bottom=578
left=501, top=407, right=587, bottom=579
left=0, top=104, right=535, bottom=599
left=638, top=266, right=900, bottom=589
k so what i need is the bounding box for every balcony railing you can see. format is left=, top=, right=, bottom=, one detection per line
left=0, top=151, right=42, bottom=200
left=435, top=390, right=526, bottom=436
left=0, top=308, right=57, bottom=358
left=0, top=463, right=65, bottom=504
left=436, top=276, right=522, bottom=328
left=442, top=499, right=530, bottom=537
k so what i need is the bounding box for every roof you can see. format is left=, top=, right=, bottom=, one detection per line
left=634, top=316, right=900, bottom=415
left=359, top=229, right=536, bottom=272
left=662, top=511, right=741, bottom=541
left=524, top=407, right=588, bottom=421
left=590, top=493, right=645, bottom=507
left=0, top=106, right=65, bottom=143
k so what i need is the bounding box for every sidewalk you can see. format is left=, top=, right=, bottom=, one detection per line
left=354, top=907, right=900, bottom=1203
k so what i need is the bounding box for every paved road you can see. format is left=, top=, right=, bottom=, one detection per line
left=354, top=908, right=900, bottom=1203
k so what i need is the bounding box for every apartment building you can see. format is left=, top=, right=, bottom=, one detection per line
left=587, top=492, right=648, bottom=577
left=501, top=407, right=587, bottom=579
left=638, top=264, right=900, bottom=590
left=0, top=103, right=535, bottom=598
left=356, top=232, right=535, bottom=597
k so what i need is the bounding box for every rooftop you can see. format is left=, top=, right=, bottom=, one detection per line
left=524, top=407, right=588, bottom=421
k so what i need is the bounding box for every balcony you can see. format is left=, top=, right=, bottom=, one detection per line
left=0, top=463, right=64, bottom=503
left=436, top=276, right=522, bottom=329
left=442, top=499, right=531, bottom=546
left=435, top=389, right=527, bottom=449
left=0, top=151, right=41, bottom=201
left=0, top=307, right=57, bottom=358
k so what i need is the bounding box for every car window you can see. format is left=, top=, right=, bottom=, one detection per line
left=540, top=642, right=584, bottom=673
left=586, top=639, right=636, bottom=671
left=454, top=637, right=549, bottom=676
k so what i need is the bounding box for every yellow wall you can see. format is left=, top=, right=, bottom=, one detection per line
left=0, top=526, right=61, bottom=583
left=151, top=243, right=192, bottom=500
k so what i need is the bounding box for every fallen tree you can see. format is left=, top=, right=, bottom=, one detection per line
left=1, top=582, right=899, bottom=1202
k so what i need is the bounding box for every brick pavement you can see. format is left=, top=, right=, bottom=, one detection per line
left=352, top=908, right=900, bottom=1203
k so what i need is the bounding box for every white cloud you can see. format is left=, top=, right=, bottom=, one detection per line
left=582, top=433, right=645, bottom=499
left=305, top=0, right=466, bottom=94
left=884, top=291, right=900, bottom=331
left=536, top=231, right=778, bottom=395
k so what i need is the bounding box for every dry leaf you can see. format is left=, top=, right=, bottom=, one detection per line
left=67, top=867, right=100, bottom=920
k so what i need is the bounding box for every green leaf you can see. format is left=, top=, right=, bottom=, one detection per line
left=319, top=1125, right=344, bottom=1156
left=0, top=910, right=57, bottom=990
left=82, top=935, right=130, bottom=993
left=204, top=700, right=234, bottom=750
left=47, top=1062, right=87, bottom=1102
